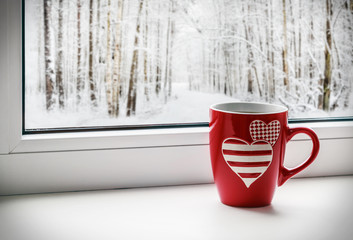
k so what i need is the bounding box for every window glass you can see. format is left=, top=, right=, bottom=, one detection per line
left=25, top=0, right=353, bottom=130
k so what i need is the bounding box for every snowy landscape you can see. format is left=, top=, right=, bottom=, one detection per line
left=25, top=0, right=353, bottom=129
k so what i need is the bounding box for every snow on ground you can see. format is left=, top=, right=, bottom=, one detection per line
left=25, top=83, right=353, bottom=130
left=25, top=83, right=235, bottom=129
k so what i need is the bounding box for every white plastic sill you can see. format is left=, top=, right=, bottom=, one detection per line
left=12, top=120, right=353, bottom=153
left=0, top=175, right=352, bottom=240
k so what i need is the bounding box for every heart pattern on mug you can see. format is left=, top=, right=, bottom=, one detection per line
left=250, top=120, right=280, bottom=146
left=222, top=138, right=273, bottom=188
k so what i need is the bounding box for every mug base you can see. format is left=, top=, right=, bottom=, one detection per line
left=220, top=200, right=272, bottom=208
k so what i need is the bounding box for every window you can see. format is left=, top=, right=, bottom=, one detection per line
left=0, top=0, right=352, bottom=196
left=24, top=0, right=352, bottom=131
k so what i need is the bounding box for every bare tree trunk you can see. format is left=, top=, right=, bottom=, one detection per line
left=44, top=0, right=54, bottom=110
left=323, top=0, right=332, bottom=111
left=289, top=0, right=298, bottom=79
left=64, top=0, right=73, bottom=106
left=253, top=66, right=262, bottom=97
left=95, top=0, right=102, bottom=104
left=210, top=45, right=216, bottom=90
left=282, top=0, right=290, bottom=94
left=143, top=0, right=149, bottom=102
left=186, top=50, right=192, bottom=91
left=298, top=0, right=302, bottom=80
left=270, top=0, right=275, bottom=99
left=344, top=0, right=353, bottom=108
left=223, top=44, right=232, bottom=96
left=309, top=0, right=315, bottom=81
left=266, top=0, right=273, bottom=100
left=253, top=2, right=263, bottom=98
left=37, top=4, right=43, bottom=94
left=164, top=1, right=172, bottom=101
left=216, top=41, right=221, bottom=92
left=232, top=33, right=238, bottom=95
left=76, top=0, right=83, bottom=105
left=244, top=3, right=253, bottom=94
left=213, top=41, right=217, bottom=91
left=155, top=2, right=161, bottom=96
left=168, top=1, right=175, bottom=98
left=105, top=0, right=113, bottom=115
left=127, top=0, right=144, bottom=116
left=112, top=0, right=124, bottom=116
left=56, top=0, right=64, bottom=108
left=243, top=3, right=258, bottom=94
left=309, top=0, right=317, bottom=107
left=88, top=0, right=97, bottom=107
left=219, top=0, right=231, bottom=96
left=289, top=0, right=300, bottom=95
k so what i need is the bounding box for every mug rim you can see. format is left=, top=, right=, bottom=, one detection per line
left=210, top=102, right=288, bottom=115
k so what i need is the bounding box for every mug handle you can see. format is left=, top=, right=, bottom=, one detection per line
left=278, top=126, right=320, bottom=186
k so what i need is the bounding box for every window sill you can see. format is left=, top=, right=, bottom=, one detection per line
left=1, top=121, right=352, bottom=196
left=0, top=175, right=352, bottom=240
left=11, top=120, right=353, bottom=153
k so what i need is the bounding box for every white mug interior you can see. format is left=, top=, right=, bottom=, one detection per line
left=210, top=102, right=288, bottom=115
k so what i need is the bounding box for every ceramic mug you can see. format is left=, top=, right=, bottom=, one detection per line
left=209, top=102, right=320, bottom=207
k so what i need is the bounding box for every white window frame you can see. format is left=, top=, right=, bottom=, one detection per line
left=1, top=0, right=353, bottom=195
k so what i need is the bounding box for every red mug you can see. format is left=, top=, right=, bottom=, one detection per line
left=209, top=102, right=320, bottom=207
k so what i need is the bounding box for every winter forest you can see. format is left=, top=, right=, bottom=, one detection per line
left=25, top=0, right=353, bottom=129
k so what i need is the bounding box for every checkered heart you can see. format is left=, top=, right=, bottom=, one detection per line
left=222, top=138, right=273, bottom=188
left=250, top=120, right=280, bottom=146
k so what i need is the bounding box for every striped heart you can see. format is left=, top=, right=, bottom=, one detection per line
left=222, top=138, right=273, bottom=188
